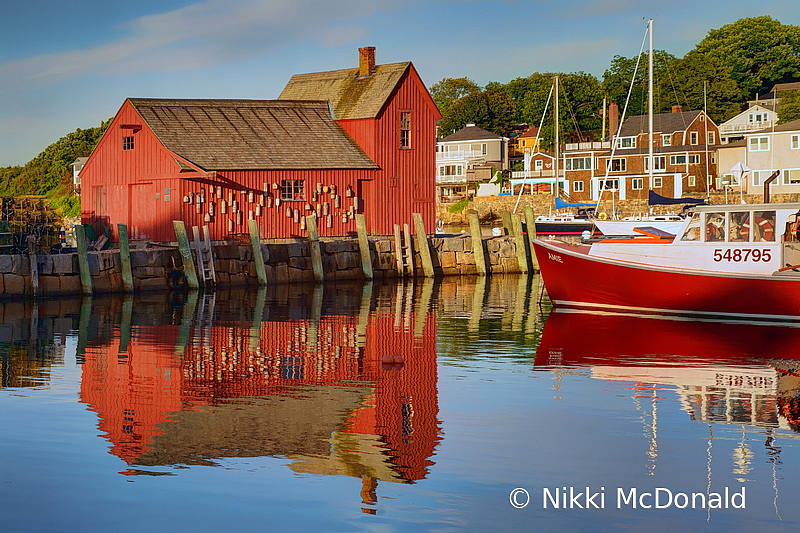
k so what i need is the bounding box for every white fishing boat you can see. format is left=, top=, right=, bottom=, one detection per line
left=533, top=202, right=800, bottom=320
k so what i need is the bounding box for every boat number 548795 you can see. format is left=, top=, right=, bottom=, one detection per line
left=713, top=249, right=772, bottom=262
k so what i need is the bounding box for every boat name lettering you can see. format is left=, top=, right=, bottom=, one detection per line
left=712, top=248, right=771, bottom=263
left=548, top=253, right=563, bottom=264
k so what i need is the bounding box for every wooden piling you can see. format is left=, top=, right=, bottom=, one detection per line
left=75, top=224, right=93, bottom=295
left=403, top=223, right=415, bottom=275
left=355, top=214, right=373, bottom=280
left=173, top=220, right=199, bottom=290
left=28, top=235, right=40, bottom=297
left=501, top=210, right=514, bottom=236
left=306, top=215, right=324, bottom=282
left=412, top=212, right=435, bottom=277
left=248, top=219, right=268, bottom=286
left=468, top=210, right=488, bottom=275
left=117, top=224, right=134, bottom=292
left=523, top=206, right=539, bottom=270
left=511, top=213, right=530, bottom=273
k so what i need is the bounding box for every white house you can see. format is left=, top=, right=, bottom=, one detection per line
left=71, top=157, right=88, bottom=194
left=718, top=104, right=777, bottom=145
left=436, top=123, right=508, bottom=201
left=717, top=118, right=800, bottom=196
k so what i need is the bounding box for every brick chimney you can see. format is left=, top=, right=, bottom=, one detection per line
left=609, top=102, right=619, bottom=143
left=358, top=47, right=376, bottom=76
left=672, top=104, right=683, bottom=113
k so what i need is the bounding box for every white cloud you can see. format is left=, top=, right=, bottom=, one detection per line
left=0, top=0, right=410, bottom=94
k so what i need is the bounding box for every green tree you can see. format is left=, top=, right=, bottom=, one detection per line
left=0, top=119, right=111, bottom=216
left=660, top=50, right=741, bottom=123
left=694, top=16, right=800, bottom=101
left=429, top=77, right=481, bottom=115
left=778, top=90, right=800, bottom=124
left=437, top=91, right=516, bottom=137
left=602, top=50, right=677, bottom=122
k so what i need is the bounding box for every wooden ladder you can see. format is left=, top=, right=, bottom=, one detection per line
left=192, top=225, right=216, bottom=287
left=393, top=223, right=415, bottom=277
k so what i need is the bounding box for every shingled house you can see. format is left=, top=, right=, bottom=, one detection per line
left=79, top=48, right=440, bottom=241
left=562, top=107, right=719, bottom=201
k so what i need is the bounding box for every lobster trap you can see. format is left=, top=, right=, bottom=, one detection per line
left=0, top=196, right=62, bottom=255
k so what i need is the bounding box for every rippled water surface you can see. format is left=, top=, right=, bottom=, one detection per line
left=2, top=276, right=800, bottom=531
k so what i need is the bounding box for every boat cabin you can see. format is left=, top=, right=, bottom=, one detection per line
left=589, top=202, right=800, bottom=275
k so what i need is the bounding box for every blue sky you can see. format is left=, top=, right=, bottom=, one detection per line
left=1, top=0, right=798, bottom=166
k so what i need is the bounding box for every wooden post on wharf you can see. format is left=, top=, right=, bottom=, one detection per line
left=117, top=224, right=134, bottom=293
left=28, top=235, right=40, bottom=297
left=74, top=225, right=93, bottom=295
left=355, top=214, right=373, bottom=280
left=306, top=214, right=324, bottom=282
left=468, top=210, right=488, bottom=275
left=248, top=220, right=268, bottom=286
left=412, top=212, right=435, bottom=277
left=523, top=206, right=539, bottom=271
left=173, top=221, right=199, bottom=290
left=501, top=210, right=514, bottom=236
left=511, top=214, right=530, bottom=273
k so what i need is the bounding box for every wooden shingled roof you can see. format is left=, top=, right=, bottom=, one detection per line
left=278, top=62, right=411, bottom=120
left=619, top=110, right=706, bottom=136
left=127, top=98, right=378, bottom=171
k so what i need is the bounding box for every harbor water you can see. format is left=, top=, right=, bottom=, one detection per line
left=2, top=276, right=800, bottom=531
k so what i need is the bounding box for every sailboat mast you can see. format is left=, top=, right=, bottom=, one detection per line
left=554, top=74, right=559, bottom=197
left=648, top=19, right=654, bottom=189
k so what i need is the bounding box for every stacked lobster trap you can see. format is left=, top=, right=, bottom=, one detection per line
left=0, top=196, right=62, bottom=254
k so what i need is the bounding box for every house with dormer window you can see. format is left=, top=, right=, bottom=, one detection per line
left=562, top=106, right=719, bottom=201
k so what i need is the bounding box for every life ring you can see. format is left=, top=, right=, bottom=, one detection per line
left=598, top=212, right=608, bottom=220
left=742, top=217, right=775, bottom=242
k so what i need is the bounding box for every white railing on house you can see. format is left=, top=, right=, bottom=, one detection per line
left=436, top=150, right=485, bottom=161
left=564, top=141, right=610, bottom=151
left=720, top=122, right=774, bottom=134
left=511, top=170, right=555, bottom=179
left=436, top=175, right=468, bottom=184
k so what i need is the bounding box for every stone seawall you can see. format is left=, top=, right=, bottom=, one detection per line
left=1, top=234, right=527, bottom=298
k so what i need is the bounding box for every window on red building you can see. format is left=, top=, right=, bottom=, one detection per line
left=281, top=179, right=305, bottom=201
left=400, top=112, right=411, bottom=149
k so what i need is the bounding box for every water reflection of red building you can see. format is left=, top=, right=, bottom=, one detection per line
left=79, top=285, right=440, bottom=491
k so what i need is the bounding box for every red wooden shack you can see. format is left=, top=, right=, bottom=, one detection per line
left=79, top=48, right=440, bottom=241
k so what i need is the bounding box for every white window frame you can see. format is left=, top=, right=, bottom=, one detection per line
left=688, top=154, right=700, bottom=165
left=535, top=159, right=543, bottom=171
left=566, top=156, right=592, bottom=171
left=653, top=176, right=663, bottom=188
left=753, top=170, right=773, bottom=187
left=690, top=131, right=699, bottom=145
left=573, top=181, right=584, bottom=193
left=707, top=131, right=715, bottom=145
left=617, top=137, right=636, bottom=149
left=644, top=155, right=666, bottom=172
left=669, top=154, right=687, bottom=165
left=631, top=178, right=643, bottom=190
left=791, top=134, right=799, bottom=149
left=783, top=168, right=800, bottom=185
left=607, top=158, right=626, bottom=172
left=599, top=178, right=619, bottom=191
left=749, top=136, right=770, bottom=152
left=662, top=134, right=671, bottom=146
left=688, top=175, right=697, bottom=187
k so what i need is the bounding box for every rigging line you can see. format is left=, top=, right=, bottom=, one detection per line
left=513, top=82, right=554, bottom=214
left=595, top=20, right=649, bottom=215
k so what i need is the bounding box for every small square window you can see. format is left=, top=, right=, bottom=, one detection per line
left=281, top=179, right=305, bottom=201
left=123, top=136, right=134, bottom=150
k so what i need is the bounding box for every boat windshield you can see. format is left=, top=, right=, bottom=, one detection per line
left=752, top=211, right=776, bottom=242
left=729, top=211, right=750, bottom=242
left=680, top=212, right=701, bottom=241
left=705, top=212, right=726, bottom=242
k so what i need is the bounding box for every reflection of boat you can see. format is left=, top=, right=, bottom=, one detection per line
left=536, top=309, right=800, bottom=368
left=537, top=310, right=800, bottom=433
left=533, top=202, right=800, bottom=320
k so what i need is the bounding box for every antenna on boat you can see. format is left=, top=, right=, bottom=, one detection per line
left=648, top=19, right=654, bottom=195
left=594, top=21, right=650, bottom=218
left=704, top=80, right=711, bottom=201
left=513, top=83, right=554, bottom=214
